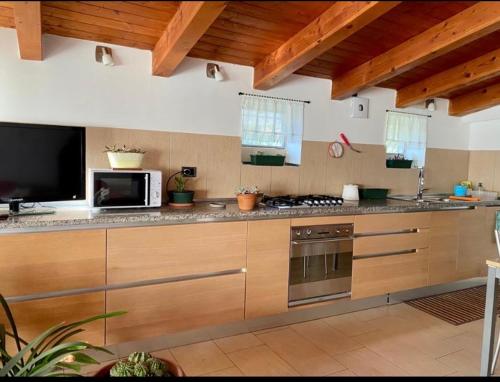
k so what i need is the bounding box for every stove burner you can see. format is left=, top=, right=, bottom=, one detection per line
left=261, top=195, right=344, bottom=209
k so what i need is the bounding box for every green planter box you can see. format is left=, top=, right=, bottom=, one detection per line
left=250, top=154, right=285, bottom=166
left=359, top=188, right=389, bottom=199
left=386, top=159, right=413, bottom=168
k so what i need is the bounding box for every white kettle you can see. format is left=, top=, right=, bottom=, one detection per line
left=342, top=184, right=359, bottom=201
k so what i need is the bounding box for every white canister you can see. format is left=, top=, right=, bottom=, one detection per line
left=342, top=184, right=359, bottom=201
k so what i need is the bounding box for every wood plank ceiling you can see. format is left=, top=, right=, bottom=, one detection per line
left=1, top=1, right=500, bottom=116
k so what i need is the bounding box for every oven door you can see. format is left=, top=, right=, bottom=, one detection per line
left=289, top=237, right=353, bottom=306
left=92, top=172, right=149, bottom=208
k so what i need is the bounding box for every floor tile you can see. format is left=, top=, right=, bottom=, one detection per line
left=256, top=327, right=345, bottom=376
left=228, top=345, right=299, bottom=376
left=322, top=313, right=380, bottom=337
left=214, top=333, right=263, bottom=354
left=205, top=367, right=244, bottom=376
left=329, top=368, right=356, bottom=376
left=290, top=319, right=364, bottom=356
left=169, top=341, right=234, bottom=376
left=334, top=347, right=408, bottom=376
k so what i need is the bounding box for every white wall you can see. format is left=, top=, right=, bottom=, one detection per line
left=0, top=28, right=469, bottom=149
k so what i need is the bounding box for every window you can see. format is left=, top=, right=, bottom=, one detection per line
left=385, top=111, right=428, bottom=168
left=240, top=95, right=304, bottom=165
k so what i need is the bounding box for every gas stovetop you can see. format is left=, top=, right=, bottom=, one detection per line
left=261, top=195, right=344, bottom=209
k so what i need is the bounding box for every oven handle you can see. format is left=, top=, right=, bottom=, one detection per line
left=291, top=237, right=353, bottom=245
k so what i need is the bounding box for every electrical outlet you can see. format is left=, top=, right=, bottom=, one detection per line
left=181, top=166, right=197, bottom=177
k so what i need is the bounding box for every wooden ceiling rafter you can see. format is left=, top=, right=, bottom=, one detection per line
left=396, top=47, right=500, bottom=108
left=331, top=1, right=500, bottom=100
left=253, top=1, right=400, bottom=90
left=449, top=81, right=500, bottom=116
left=12, top=1, right=42, bottom=60
left=152, top=1, right=226, bottom=77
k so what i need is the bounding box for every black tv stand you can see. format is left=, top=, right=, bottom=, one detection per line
left=7, top=200, right=56, bottom=217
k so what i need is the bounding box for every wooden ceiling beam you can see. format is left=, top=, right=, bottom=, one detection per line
left=396, top=48, right=500, bottom=108
left=449, top=82, right=500, bottom=117
left=331, top=2, right=500, bottom=100
left=12, top=1, right=42, bottom=60
left=253, top=1, right=400, bottom=90
left=152, top=1, right=226, bottom=77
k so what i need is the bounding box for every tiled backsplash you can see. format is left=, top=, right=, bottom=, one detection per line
left=468, top=151, right=500, bottom=192
left=87, top=127, right=470, bottom=199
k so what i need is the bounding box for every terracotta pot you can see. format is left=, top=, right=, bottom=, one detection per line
left=237, top=193, right=257, bottom=211
left=94, top=358, right=184, bottom=377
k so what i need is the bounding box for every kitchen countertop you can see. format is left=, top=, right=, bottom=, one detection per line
left=2, top=198, right=500, bottom=233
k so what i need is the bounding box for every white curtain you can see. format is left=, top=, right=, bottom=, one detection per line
left=241, top=95, right=304, bottom=165
left=385, top=111, right=428, bottom=168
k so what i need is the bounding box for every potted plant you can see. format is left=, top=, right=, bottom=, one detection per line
left=94, top=352, right=184, bottom=377
left=0, top=293, right=125, bottom=377
left=104, top=145, right=146, bottom=170
left=386, top=154, right=413, bottom=169
left=235, top=186, right=259, bottom=211
left=169, top=175, right=194, bottom=205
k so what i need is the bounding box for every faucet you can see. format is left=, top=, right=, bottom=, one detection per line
left=416, top=167, right=425, bottom=202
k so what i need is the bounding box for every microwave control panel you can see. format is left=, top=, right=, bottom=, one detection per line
left=149, top=171, right=162, bottom=207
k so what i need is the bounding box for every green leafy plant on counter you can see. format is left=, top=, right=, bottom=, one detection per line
left=174, top=175, right=188, bottom=193
left=104, top=144, right=146, bottom=154
left=0, top=293, right=126, bottom=377
left=110, top=352, right=172, bottom=377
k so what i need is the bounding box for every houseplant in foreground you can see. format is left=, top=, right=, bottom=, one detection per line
left=95, top=351, right=184, bottom=377
left=169, top=174, right=194, bottom=205
left=235, top=186, right=259, bottom=211
left=0, top=293, right=126, bottom=377
left=104, top=145, right=146, bottom=169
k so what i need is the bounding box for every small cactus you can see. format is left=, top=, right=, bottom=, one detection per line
left=133, top=362, right=149, bottom=377
left=110, top=360, right=134, bottom=377
left=147, top=358, right=167, bottom=377
left=110, top=352, right=170, bottom=377
left=127, top=352, right=151, bottom=364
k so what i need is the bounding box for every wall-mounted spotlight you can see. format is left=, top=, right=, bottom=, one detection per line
left=425, top=98, right=436, bottom=112
left=206, top=63, right=224, bottom=81
left=95, top=46, right=115, bottom=66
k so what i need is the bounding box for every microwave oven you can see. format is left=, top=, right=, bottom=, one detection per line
left=89, top=169, right=162, bottom=209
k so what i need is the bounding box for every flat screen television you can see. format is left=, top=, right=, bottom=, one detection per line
left=0, top=122, right=86, bottom=205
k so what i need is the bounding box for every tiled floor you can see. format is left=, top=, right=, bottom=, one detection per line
left=83, top=303, right=500, bottom=377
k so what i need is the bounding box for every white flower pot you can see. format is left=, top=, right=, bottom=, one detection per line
left=107, top=152, right=144, bottom=169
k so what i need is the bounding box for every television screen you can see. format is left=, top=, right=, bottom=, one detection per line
left=0, top=122, right=85, bottom=203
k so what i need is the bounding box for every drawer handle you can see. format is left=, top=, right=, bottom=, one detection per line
left=354, top=228, right=418, bottom=237
left=353, top=249, right=418, bottom=260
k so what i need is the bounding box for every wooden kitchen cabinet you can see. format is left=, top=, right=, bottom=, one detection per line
left=105, top=273, right=245, bottom=344
left=354, top=230, right=429, bottom=256
left=245, top=219, right=291, bottom=319
left=107, top=221, right=247, bottom=284
left=428, top=211, right=460, bottom=285
left=354, top=212, right=431, bottom=234
left=351, top=249, right=429, bottom=299
left=0, top=230, right=106, bottom=297
left=0, top=292, right=105, bottom=353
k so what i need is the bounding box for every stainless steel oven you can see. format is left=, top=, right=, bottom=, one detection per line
left=289, top=223, right=354, bottom=306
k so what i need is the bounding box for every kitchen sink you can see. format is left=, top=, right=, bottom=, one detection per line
left=388, top=194, right=452, bottom=203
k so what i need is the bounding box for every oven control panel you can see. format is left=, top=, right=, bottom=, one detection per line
left=291, top=224, right=353, bottom=241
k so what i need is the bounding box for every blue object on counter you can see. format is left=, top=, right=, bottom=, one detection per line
left=454, top=184, right=468, bottom=197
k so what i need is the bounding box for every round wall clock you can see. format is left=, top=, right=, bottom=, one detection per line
left=328, top=141, right=344, bottom=158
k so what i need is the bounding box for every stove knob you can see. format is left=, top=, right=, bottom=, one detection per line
left=295, top=230, right=301, bottom=237
left=337, top=199, right=343, bottom=205
left=313, top=200, right=319, bottom=205
left=336, top=229, right=341, bottom=234
left=306, top=229, right=312, bottom=236
left=319, top=200, right=325, bottom=205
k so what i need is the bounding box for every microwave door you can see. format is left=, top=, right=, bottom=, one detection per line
left=93, top=172, right=148, bottom=208
left=144, top=173, right=150, bottom=206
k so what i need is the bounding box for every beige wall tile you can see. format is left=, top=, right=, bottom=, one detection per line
left=426, top=149, right=469, bottom=193
left=468, top=150, right=496, bottom=191
left=169, top=132, right=209, bottom=199
left=299, top=141, right=328, bottom=195
left=325, top=146, right=355, bottom=195
left=270, top=166, right=300, bottom=195
left=205, top=135, right=241, bottom=198
left=240, top=165, right=272, bottom=195
left=493, top=151, right=500, bottom=192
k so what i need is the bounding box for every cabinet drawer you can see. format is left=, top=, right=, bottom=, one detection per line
left=1, top=292, right=105, bottom=353
left=106, top=273, right=245, bottom=344
left=107, top=222, right=247, bottom=284
left=354, top=230, right=429, bottom=257
left=291, top=215, right=354, bottom=227
left=0, top=230, right=106, bottom=297
left=351, top=249, right=429, bottom=299
left=354, top=212, right=431, bottom=234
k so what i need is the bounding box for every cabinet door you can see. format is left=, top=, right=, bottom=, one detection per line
left=245, top=219, right=290, bottom=319
left=0, top=292, right=105, bottom=353
left=107, top=222, right=247, bottom=284
left=428, top=211, right=460, bottom=285
left=457, top=207, right=499, bottom=279
left=106, top=273, right=245, bottom=344
left=352, top=250, right=429, bottom=299
left=0, top=230, right=106, bottom=297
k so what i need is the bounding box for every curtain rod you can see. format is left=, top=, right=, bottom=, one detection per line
left=386, top=109, right=432, bottom=118
left=238, top=92, right=311, bottom=104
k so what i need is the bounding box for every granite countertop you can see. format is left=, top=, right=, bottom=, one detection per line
left=1, top=198, right=500, bottom=233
